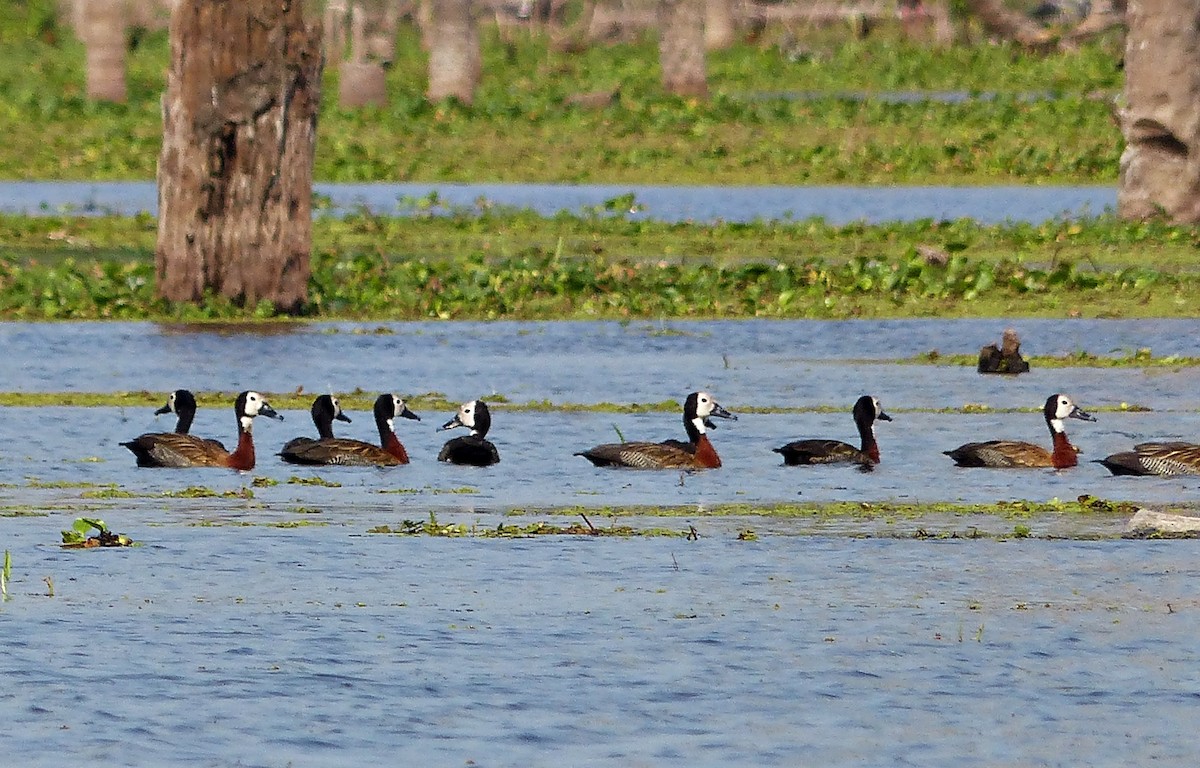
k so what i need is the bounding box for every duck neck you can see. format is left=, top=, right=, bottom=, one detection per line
left=857, top=420, right=880, bottom=464
left=693, top=434, right=722, bottom=469
left=1050, top=431, right=1077, bottom=469
left=378, top=417, right=410, bottom=463
left=175, top=410, right=195, bottom=435
left=227, top=423, right=256, bottom=471
left=315, top=417, right=336, bottom=440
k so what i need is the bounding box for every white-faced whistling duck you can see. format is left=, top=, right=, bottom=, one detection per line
left=775, top=395, right=892, bottom=466
left=438, top=400, right=500, bottom=466
left=576, top=391, right=737, bottom=470
left=944, top=393, right=1095, bottom=469
left=123, top=390, right=282, bottom=469
left=281, top=394, right=421, bottom=466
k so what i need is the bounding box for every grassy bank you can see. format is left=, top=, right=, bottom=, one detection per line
left=1, top=208, right=1195, bottom=321
left=0, top=4, right=1123, bottom=184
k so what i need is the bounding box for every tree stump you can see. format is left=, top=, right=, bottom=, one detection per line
left=156, top=1, right=323, bottom=314
left=659, top=0, right=708, bottom=98
left=80, top=0, right=127, bottom=102
left=1118, top=0, right=1200, bottom=223
left=427, top=0, right=481, bottom=104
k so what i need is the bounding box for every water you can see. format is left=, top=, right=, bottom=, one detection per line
left=0, top=180, right=1115, bottom=224
left=3, top=318, right=1199, bottom=765
left=1, top=521, right=1198, bottom=766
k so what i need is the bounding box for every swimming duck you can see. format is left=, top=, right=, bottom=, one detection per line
left=154, top=389, right=209, bottom=436
left=122, top=390, right=282, bottom=469
left=774, top=395, right=892, bottom=466
left=279, top=394, right=353, bottom=462
left=438, top=400, right=500, bottom=466
left=944, top=393, right=1095, bottom=469
left=977, top=328, right=1030, bottom=374
left=1096, top=442, right=1200, bottom=476
left=281, top=394, right=421, bottom=466
left=576, top=391, right=737, bottom=469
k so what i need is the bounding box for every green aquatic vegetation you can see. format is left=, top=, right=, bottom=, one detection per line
left=5, top=228, right=1200, bottom=320
left=539, top=496, right=1140, bottom=520
left=80, top=488, right=136, bottom=499
left=1, top=549, right=9, bottom=599
left=286, top=476, right=343, bottom=488
left=907, top=348, right=1200, bottom=370
left=376, top=486, right=480, bottom=495
left=60, top=517, right=135, bottom=548
left=24, top=479, right=115, bottom=489
left=159, top=486, right=254, bottom=500
left=366, top=513, right=684, bottom=538
left=0, top=505, right=49, bottom=518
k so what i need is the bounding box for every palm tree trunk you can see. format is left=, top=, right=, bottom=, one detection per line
left=80, top=0, right=127, bottom=102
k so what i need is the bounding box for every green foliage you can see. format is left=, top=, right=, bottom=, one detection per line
left=2, top=208, right=1198, bottom=320
left=60, top=517, right=135, bottom=547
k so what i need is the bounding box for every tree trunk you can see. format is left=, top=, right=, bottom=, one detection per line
left=962, top=0, right=1053, bottom=49
left=339, top=2, right=389, bottom=107
left=80, top=0, right=127, bottom=102
left=659, top=0, right=707, bottom=98
left=704, top=0, right=736, bottom=50
left=156, top=0, right=323, bottom=314
left=427, top=0, right=481, bottom=104
left=1118, top=0, right=1200, bottom=222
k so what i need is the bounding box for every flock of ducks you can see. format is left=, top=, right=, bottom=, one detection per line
left=121, top=388, right=1200, bottom=476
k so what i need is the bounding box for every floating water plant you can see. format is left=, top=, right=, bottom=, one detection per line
left=60, top=518, right=135, bottom=549
left=1, top=549, right=10, bottom=599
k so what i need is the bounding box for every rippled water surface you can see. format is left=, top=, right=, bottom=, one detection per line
left=3, top=318, right=1199, bottom=765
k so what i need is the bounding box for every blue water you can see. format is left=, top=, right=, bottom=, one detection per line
left=3, top=318, right=1199, bottom=766
left=0, top=180, right=1115, bottom=224
left=1, top=519, right=1198, bottom=766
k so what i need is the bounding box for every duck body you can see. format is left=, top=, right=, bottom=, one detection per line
left=945, top=393, right=1094, bottom=469
left=123, top=391, right=281, bottom=470
left=121, top=389, right=230, bottom=467
left=776, top=396, right=891, bottom=466
left=1096, top=442, right=1200, bottom=476
left=282, top=394, right=420, bottom=466
left=438, top=400, right=500, bottom=466
left=577, top=392, right=736, bottom=470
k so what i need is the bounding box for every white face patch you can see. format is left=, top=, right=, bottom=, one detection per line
left=695, top=393, right=714, bottom=419
left=245, top=392, right=264, bottom=417
left=240, top=415, right=254, bottom=433
left=459, top=402, right=477, bottom=433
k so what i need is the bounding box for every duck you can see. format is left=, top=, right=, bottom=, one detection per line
left=438, top=400, right=500, bottom=466
left=1096, top=442, right=1200, bottom=476
left=576, top=391, right=737, bottom=469
left=944, top=393, right=1095, bottom=469
left=122, top=390, right=282, bottom=469
left=279, top=394, right=353, bottom=462
left=281, top=394, right=421, bottom=466
left=977, top=328, right=1030, bottom=374
left=154, top=389, right=210, bottom=437
left=774, top=395, right=892, bottom=466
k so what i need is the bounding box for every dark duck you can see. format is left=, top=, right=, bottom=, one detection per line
left=775, top=395, right=892, bottom=466
left=576, top=391, right=737, bottom=470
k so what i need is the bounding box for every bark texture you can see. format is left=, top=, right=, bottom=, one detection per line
left=659, top=0, right=707, bottom=98
left=1118, top=0, right=1200, bottom=222
left=156, top=0, right=323, bottom=313
left=80, top=0, right=127, bottom=102
left=427, top=0, right=481, bottom=103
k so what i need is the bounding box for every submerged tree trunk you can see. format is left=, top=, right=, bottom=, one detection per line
left=659, top=0, right=707, bottom=98
left=156, top=0, right=323, bottom=313
left=427, top=0, right=481, bottom=103
left=1118, top=0, right=1200, bottom=222
left=80, top=0, right=127, bottom=102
